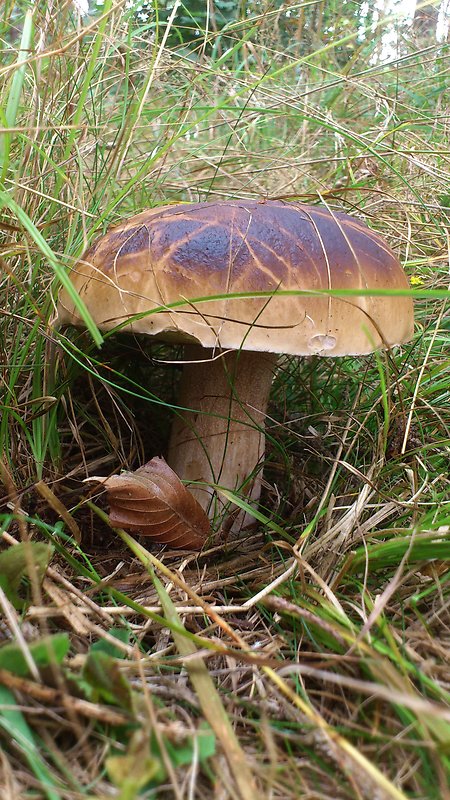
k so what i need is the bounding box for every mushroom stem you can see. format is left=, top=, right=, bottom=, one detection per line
left=167, top=346, right=277, bottom=531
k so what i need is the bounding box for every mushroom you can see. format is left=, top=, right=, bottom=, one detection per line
left=57, top=199, right=414, bottom=531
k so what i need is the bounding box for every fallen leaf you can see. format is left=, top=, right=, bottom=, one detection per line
left=88, top=457, right=211, bottom=550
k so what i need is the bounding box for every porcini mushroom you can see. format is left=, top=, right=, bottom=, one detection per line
left=57, top=200, right=414, bottom=530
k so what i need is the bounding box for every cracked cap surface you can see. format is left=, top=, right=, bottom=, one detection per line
left=57, top=199, right=414, bottom=356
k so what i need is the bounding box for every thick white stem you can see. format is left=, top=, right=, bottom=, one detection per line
left=167, top=347, right=277, bottom=532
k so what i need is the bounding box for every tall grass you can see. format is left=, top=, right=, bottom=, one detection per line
left=0, top=2, right=449, bottom=798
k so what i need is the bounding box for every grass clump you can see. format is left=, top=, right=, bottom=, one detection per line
left=1, top=1, right=449, bottom=798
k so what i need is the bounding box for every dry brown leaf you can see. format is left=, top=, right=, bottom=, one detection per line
left=88, top=457, right=211, bottom=550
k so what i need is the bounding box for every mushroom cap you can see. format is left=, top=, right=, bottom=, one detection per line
left=57, top=199, right=414, bottom=356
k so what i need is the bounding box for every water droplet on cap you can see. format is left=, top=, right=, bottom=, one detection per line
left=308, top=334, right=337, bottom=352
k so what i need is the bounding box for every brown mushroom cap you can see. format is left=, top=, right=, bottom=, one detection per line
left=57, top=199, right=414, bottom=355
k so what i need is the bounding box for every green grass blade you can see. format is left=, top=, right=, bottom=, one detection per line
left=0, top=686, right=62, bottom=800
left=0, top=191, right=103, bottom=346
left=0, top=8, right=33, bottom=180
